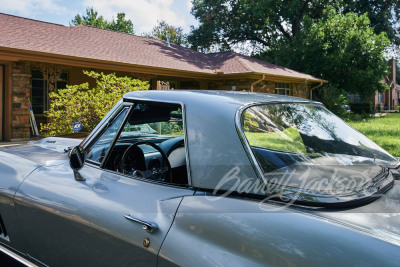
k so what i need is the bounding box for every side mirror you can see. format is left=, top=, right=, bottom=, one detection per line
left=69, top=146, right=85, bottom=171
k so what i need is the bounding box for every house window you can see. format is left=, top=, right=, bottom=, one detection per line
left=378, top=92, right=383, bottom=104
left=31, top=70, right=68, bottom=114
left=275, top=83, right=290, bottom=96
left=353, top=94, right=362, bottom=103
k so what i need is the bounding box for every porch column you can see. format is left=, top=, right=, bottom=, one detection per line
left=11, top=61, right=31, bottom=141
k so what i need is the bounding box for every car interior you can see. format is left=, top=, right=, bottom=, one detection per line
left=86, top=102, right=189, bottom=186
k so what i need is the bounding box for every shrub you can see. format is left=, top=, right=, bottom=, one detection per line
left=40, top=71, right=149, bottom=136
left=313, top=84, right=348, bottom=117
left=348, top=102, right=373, bottom=114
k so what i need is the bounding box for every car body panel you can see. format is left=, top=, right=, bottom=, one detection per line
left=0, top=137, right=82, bottom=166
left=159, top=193, right=400, bottom=267
left=14, top=161, right=194, bottom=266
left=316, top=179, right=400, bottom=243
left=0, top=150, right=40, bottom=254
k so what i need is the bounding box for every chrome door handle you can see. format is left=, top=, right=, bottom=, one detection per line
left=123, top=214, right=158, bottom=233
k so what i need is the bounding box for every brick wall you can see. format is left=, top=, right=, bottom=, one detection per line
left=11, top=61, right=31, bottom=140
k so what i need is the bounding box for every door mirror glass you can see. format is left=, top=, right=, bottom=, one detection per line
left=69, top=146, right=85, bottom=171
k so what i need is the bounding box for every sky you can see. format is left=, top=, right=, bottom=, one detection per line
left=0, top=0, right=198, bottom=34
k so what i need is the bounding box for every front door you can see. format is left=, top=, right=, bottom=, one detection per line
left=14, top=100, right=192, bottom=266
left=15, top=163, right=192, bottom=266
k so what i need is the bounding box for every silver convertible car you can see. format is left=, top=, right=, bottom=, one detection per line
left=1, top=90, right=400, bottom=266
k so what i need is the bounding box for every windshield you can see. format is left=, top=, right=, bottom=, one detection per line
left=241, top=103, right=397, bottom=204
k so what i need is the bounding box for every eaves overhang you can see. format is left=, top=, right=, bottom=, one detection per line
left=220, top=72, right=328, bottom=84
left=0, top=46, right=328, bottom=84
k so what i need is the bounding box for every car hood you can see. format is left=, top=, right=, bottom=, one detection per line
left=0, top=137, right=82, bottom=166
left=311, top=179, right=400, bottom=245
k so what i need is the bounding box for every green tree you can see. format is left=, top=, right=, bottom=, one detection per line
left=71, top=7, right=107, bottom=28
left=144, top=20, right=187, bottom=46
left=276, top=6, right=390, bottom=97
left=108, top=13, right=135, bottom=34
left=40, top=71, right=148, bottom=136
left=71, top=7, right=134, bottom=34
left=342, top=0, right=400, bottom=45
left=188, top=0, right=399, bottom=55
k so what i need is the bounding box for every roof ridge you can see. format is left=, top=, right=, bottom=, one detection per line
left=70, top=24, right=139, bottom=38
left=0, top=12, right=66, bottom=27
left=232, top=53, right=253, bottom=72
left=207, top=51, right=234, bottom=55
left=236, top=52, right=322, bottom=77
left=70, top=24, right=205, bottom=53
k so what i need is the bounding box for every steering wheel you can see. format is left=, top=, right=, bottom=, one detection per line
left=119, top=141, right=172, bottom=182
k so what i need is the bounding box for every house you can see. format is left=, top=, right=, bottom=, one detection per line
left=364, top=59, right=400, bottom=110
left=0, top=13, right=326, bottom=141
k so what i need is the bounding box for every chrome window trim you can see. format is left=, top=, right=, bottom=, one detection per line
left=0, top=243, right=38, bottom=267
left=104, top=98, right=193, bottom=187
left=84, top=107, right=130, bottom=165
left=100, top=107, right=132, bottom=169
left=81, top=102, right=133, bottom=149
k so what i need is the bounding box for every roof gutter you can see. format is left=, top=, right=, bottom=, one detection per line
left=250, top=75, right=266, bottom=92
left=310, top=81, right=324, bottom=99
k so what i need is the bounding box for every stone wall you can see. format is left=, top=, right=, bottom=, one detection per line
left=292, top=83, right=310, bottom=98
left=11, top=61, right=31, bottom=140
left=253, top=81, right=275, bottom=94
left=200, top=79, right=311, bottom=98
left=208, top=79, right=253, bottom=91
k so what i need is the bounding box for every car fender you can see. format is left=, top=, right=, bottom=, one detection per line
left=0, top=150, right=41, bottom=253
left=158, top=194, right=400, bottom=267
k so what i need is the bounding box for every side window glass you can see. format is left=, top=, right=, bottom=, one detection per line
left=86, top=108, right=128, bottom=163
left=103, top=103, right=188, bottom=185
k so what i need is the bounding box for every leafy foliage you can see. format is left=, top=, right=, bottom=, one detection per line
left=71, top=7, right=134, bottom=34
left=189, top=1, right=393, bottom=102
left=313, top=84, right=349, bottom=117
left=342, top=0, right=400, bottom=46
left=276, top=7, right=390, bottom=97
left=189, top=0, right=399, bottom=54
left=143, top=20, right=188, bottom=46
left=40, top=71, right=149, bottom=136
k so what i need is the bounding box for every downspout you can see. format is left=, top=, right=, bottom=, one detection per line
left=310, top=82, right=324, bottom=100
left=250, top=75, right=265, bottom=92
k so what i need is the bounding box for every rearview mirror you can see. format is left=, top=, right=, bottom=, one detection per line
left=69, top=146, right=85, bottom=171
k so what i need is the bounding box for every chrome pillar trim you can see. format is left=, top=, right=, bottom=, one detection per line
left=0, top=243, right=38, bottom=267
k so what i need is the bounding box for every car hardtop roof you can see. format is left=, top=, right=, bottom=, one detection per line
left=121, top=90, right=320, bottom=191
left=123, top=90, right=318, bottom=108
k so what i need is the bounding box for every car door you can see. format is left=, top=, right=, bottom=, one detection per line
left=14, top=101, right=193, bottom=266
left=14, top=163, right=192, bottom=267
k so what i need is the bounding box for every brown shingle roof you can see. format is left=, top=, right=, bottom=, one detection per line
left=0, top=13, right=325, bottom=82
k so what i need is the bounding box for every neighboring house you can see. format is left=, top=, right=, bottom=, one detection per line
left=0, top=13, right=326, bottom=141
left=353, top=59, right=400, bottom=110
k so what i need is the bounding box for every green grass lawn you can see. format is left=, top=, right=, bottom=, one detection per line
left=348, top=113, right=400, bottom=157
left=245, top=127, right=308, bottom=154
